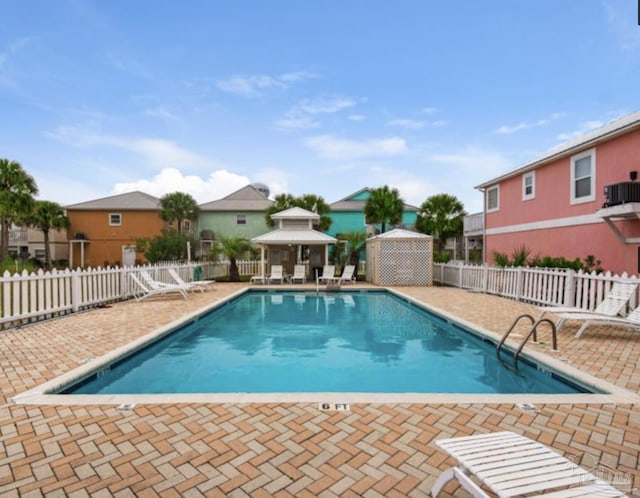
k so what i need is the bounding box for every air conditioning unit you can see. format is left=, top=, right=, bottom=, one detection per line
left=603, top=182, right=640, bottom=207
left=75, top=232, right=87, bottom=240
left=200, top=229, right=214, bottom=240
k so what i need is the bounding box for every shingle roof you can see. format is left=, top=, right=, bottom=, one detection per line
left=252, top=229, right=337, bottom=245
left=199, top=185, right=273, bottom=211
left=476, top=110, right=640, bottom=189
left=65, top=191, right=161, bottom=210
left=330, top=188, right=419, bottom=211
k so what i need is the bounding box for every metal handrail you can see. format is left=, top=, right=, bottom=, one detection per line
left=497, top=314, right=558, bottom=369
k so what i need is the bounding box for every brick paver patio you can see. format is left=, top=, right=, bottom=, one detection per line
left=0, top=284, right=638, bottom=496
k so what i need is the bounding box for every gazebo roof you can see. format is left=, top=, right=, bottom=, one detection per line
left=252, top=229, right=336, bottom=245
left=270, top=207, right=320, bottom=220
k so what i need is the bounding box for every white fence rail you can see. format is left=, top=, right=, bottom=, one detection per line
left=434, top=262, right=639, bottom=311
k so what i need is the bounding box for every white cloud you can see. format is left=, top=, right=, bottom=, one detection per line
left=494, top=112, right=566, bottom=134
left=421, top=107, right=438, bottom=114
left=274, top=112, right=320, bottom=131
left=387, top=119, right=425, bottom=129
left=144, top=106, right=180, bottom=121
left=304, top=135, right=408, bottom=161
left=297, top=97, right=357, bottom=114
left=348, top=114, right=367, bottom=122
left=47, top=125, right=206, bottom=168
left=556, top=120, right=604, bottom=142
left=112, top=168, right=251, bottom=204
left=364, top=166, right=437, bottom=206
left=216, top=71, right=316, bottom=97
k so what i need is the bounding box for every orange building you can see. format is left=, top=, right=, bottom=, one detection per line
left=65, top=191, right=167, bottom=268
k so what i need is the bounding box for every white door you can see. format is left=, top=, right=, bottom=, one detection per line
left=122, top=246, right=136, bottom=267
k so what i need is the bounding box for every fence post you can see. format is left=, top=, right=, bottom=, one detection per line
left=71, top=268, right=81, bottom=312
left=515, top=267, right=523, bottom=301
left=482, top=265, right=488, bottom=293
left=564, top=269, right=575, bottom=307
left=458, top=263, right=463, bottom=288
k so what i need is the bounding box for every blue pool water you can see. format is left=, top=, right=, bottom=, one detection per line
left=65, top=291, right=585, bottom=395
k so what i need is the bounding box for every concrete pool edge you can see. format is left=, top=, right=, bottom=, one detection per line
left=12, top=286, right=640, bottom=406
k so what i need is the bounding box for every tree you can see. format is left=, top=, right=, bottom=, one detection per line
left=210, top=236, right=255, bottom=282
left=415, top=193, right=466, bottom=253
left=0, top=159, right=39, bottom=259
left=337, top=230, right=368, bottom=266
left=264, top=193, right=332, bottom=231
left=364, top=185, right=404, bottom=233
left=159, top=192, right=199, bottom=234
left=28, top=200, right=70, bottom=268
left=136, top=229, right=194, bottom=263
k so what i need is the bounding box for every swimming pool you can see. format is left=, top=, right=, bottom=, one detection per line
left=64, top=291, right=586, bottom=395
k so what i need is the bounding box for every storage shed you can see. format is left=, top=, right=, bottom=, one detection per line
left=366, top=229, right=433, bottom=286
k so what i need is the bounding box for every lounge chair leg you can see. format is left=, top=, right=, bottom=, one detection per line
left=575, top=321, right=591, bottom=337
left=431, top=467, right=487, bottom=498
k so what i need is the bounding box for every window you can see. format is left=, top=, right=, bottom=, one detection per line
left=183, top=220, right=192, bottom=233
left=522, top=171, right=535, bottom=200
left=570, top=149, right=596, bottom=204
left=486, top=185, right=499, bottom=212
left=109, top=213, right=122, bottom=226
left=236, top=214, right=247, bottom=225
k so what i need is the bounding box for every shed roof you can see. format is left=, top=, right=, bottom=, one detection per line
left=368, top=228, right=432, bottom=240
left=199, top=184, right=274, bottom=211
left=476, top=110, right=640, bottom=189
left=65, top=191, right=161, bottom=210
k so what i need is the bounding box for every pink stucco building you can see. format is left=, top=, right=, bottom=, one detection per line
left=476, top=110, right=640, bottom=276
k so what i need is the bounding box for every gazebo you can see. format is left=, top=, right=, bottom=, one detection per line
left=251, top=207, right=337, bottom=281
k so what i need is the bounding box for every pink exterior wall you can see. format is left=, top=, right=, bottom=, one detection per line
left=485, top=128, right=640, bottom=275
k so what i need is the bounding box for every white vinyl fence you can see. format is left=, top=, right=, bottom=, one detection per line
left=0, top=262, right=221, bottom=329
left=434, top=262, right=639, bottom=311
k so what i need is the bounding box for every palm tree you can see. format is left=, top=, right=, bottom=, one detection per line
left=337, top=230, right=368, bottom=266
left=415, top=193, right=466, bottom=253
left=28, top=200, right=70, bottom=268
left=364, top=185, right=404, bottom=233
left=0, top=159, right=39, bottom=259
left=211, top=236, right=254, bottom=281
left=159, top=192, right=199, bottom=234
left=264, top=193, right=296, bottom=227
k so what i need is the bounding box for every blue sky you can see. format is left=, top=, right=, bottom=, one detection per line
left=1, top=1, right=639, bottom=213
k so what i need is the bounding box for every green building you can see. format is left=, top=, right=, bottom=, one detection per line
left=197, top=185, right=274, bottom=244
left=327, top=188, right=419, bottom=239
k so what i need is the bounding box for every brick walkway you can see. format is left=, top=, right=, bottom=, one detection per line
left=0, top=284, right=638, bottom=496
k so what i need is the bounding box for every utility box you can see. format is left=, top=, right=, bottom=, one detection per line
left=366, top=229, right=433, bottom=286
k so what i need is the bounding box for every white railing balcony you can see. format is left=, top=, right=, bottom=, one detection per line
left=463, top=212, right=483, bottom=236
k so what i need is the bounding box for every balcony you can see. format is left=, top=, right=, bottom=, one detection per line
left=463, top=212, right=484, bottom=236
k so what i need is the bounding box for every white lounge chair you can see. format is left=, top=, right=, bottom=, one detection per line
left=336, top=265, right=356, bottom=284
left=554, top=303, right=640, bottom=337
left=317, top=265, right=336, bottom=284
left=538, top=280, right=638, bottom=322
left=140, top=270, right=192, bottom=293
left=268, top=265, right=284, bottom=284
left=168, top=268, right=215, bottom=292
left=290, top=265, right=307, bottom=284
left=432, top=431, right=628, bottom=497
left=129, top=273, right=188, bottom=301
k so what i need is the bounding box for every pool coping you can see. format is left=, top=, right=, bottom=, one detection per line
left=12, top=287, right=640, bottom=406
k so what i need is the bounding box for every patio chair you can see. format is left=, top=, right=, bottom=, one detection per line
left=129, top=273, right=188, bottom=301
left=168, top=268, right=215, bottom=292
left=432, top=431, right=628, bottom=497
left=268, top=265, right=285, bottom=284
left=552, top=302, right=640, bottom=337
left=317, top=265, right=336, bottom=284
left=538, top=280, right=638, bottom=322
left=290, top=264, right=307, bottom=284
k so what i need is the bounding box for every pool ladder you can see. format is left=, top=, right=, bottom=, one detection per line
left=497, top=314, right=557, bottom=369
